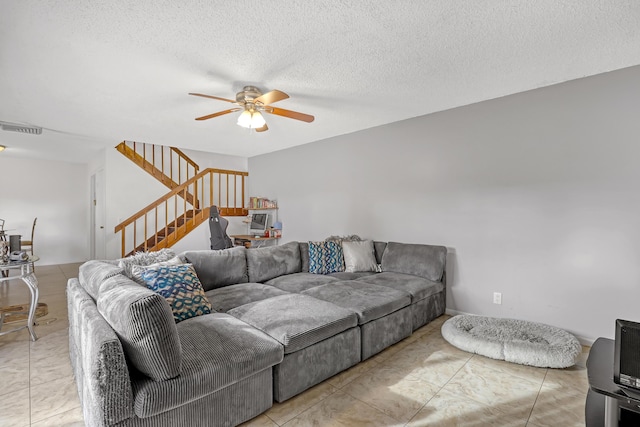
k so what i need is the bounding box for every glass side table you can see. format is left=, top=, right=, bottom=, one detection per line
left=0, top=256, right=40, bottom=341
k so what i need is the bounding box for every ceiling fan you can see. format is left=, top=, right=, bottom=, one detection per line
left=189, top=86, right=314, bottom=132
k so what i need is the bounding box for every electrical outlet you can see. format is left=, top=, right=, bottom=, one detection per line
left=493, top=292, right=502, bottom=305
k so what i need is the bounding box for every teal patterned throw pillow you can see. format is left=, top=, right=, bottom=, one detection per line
left=308, top=241, right=345, bottom=274
left=141, top=264, right=212, bottom=323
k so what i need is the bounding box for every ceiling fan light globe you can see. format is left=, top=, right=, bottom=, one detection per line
left=250, top=111, right=266, bottom=129
left=237, top=110, right=253, bottom=128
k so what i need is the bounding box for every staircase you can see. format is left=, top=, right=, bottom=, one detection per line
left=114, top=141, right=248, bottom=257
left=116, top=141, right=200, bottom=207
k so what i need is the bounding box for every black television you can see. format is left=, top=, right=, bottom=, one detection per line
left=614, top=319, right=640, bottom=398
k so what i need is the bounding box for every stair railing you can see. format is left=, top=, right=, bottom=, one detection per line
left=116, top=141, right=201, bottom=206
left=114, top=167, right=248, bottom=257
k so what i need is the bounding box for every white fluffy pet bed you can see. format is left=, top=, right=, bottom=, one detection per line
left=441, top=315, right=581, bottom=368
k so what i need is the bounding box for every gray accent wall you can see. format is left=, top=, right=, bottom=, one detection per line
left=248, top=65, right=640, bottom=342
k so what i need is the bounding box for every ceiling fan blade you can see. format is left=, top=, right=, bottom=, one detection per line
left=189, top=93, right=237, bottom=103
left=266, top=107, right=315, bottom=123
left=255, top=124, right=269, bottom=132
left=254, top=90, right=289, bottom=106
left=195, top=108, right=241, bottom=121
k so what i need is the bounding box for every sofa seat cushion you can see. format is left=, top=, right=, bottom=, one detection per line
left=181, top=247, right=249, bottom=291
left=131, top=313, right=283, bottom=418
left=265, top=273, right=338, bottom=293
left=355, top=272, right=444, bottom=303
left=206, top=283, right=290, bottom=313
left=228, top=294, right=358, bottom=354
left=301, top=281, right=411, bottom=325
left=328, top=271, right=377, bottom=281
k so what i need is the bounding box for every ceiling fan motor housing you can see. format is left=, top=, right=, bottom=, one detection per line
left=236, top=86, right=263, bottom=104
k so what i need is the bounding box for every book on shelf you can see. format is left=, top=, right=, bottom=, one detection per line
left=249, top=197, right=277, bottom=209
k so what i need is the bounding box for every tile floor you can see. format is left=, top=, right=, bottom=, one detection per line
left=0, top=263, right=590, bottom=426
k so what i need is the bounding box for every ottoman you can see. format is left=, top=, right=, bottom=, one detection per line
left=302, top=280, right=413, bottom=360
left=355, top=272, right=446, bottom=330
left=228, top=294, right=360, bottom=402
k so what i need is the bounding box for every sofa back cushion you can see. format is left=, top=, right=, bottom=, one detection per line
left=78, top=260, right=124, bottom=301
left=97, top=274, right=182, bottom=381
left=181, top=246, right=248, bottom=291
left=299, top=242, right=310, bottom=272
left=381, top=242, right=447, bottom=282
left=246, top=241, right=301, bottom=283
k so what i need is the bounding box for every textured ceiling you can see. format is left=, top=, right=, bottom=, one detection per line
left=1, top=1, right=640, bottom=163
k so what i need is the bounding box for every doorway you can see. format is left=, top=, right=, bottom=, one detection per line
left=90, top=169, right=106, bottom=260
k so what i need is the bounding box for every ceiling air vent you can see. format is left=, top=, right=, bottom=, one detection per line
left=0, top=121, right=43, bottom=135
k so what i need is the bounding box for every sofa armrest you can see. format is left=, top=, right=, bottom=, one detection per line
left=67, top=278, right=135, bottom=426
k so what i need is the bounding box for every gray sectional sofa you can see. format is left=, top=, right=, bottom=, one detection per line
left=67, top=240, right=447, bottom=427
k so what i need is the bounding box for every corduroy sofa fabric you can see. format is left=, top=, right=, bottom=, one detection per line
left=245, top=241, right=301, bottom=283
left=78, top=260, right=123, bottom=301
left=97, top=275, right=182, bottom=381
left=228, top=294, right=358, bottom=354
left=206, top=282, right=290, bottom=313
left=355, top=272, right=445, bottom=303
left=264, top=272, right=338, bottom=293
left=301, top=280, right=411, bottom=324
left=68, top=279, right=135, bottom=426
left=131, top=313, right=283, bottom=418
left=69, top=240, right=448, bottom=426
left=182, top=246, right=249, bottom=291
left=381, top=242, right=447, bottom=282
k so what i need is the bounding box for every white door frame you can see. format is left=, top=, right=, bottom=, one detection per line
left=90, top=169, right=106, bottom=260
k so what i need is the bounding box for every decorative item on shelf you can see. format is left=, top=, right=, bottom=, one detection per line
left=249, top=197, right=277, bottom=209
left=270, top=221, right=282, bottom=238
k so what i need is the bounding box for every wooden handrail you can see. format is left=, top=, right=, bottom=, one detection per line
left=117, top=141, right=200, bottom=187
left=114, top=167, right=248, bottom=256
left=170, top=147, right=199, bottom=173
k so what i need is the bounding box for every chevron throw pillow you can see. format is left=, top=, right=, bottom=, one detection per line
left=308, top=241, right=345, bottom=274
left=141, top=264, right=212, bottom=323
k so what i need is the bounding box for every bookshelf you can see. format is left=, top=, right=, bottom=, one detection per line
left=235, top=197, right=281, bottom=247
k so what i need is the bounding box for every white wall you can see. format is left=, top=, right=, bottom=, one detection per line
left=248, top=65, right=640, bottom=342
left=0, top=156, right=88, bottom=265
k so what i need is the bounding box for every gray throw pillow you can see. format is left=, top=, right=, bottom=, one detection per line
left=78, top=260, right=124, bottom=301
left=118, top=248, right=176, bottom=278
left=129, top=256, right=184, bottom=285
left=342, top=240, right=378, bottom=272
